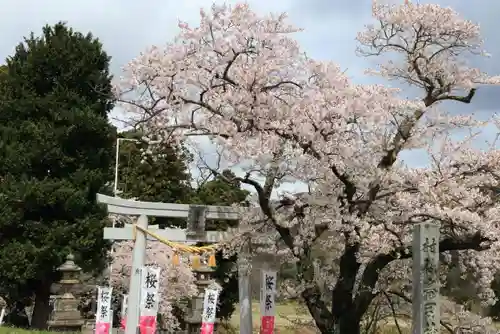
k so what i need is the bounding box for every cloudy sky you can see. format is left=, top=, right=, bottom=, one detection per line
left=1, top=0, right=498, bottom=193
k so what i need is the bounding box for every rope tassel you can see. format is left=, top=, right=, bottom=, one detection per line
left=208, top=253, right=216, bottom=267
left=172, top=252, right=180, bottom=266
left=190, top=255, right=201, bottom=269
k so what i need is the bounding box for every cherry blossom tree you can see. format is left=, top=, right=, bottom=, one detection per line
left=115, top=1, right=500, bottom=333
left=111, top=240, right=197, bottom=330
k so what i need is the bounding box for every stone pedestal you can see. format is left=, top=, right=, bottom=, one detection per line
left=48, top=296, right=84, bottom=332
left=47, top=254, right=85, bottom=332
left=184, top=266, right=219, bottom=334
left=82, top=319, right=96, bottom=334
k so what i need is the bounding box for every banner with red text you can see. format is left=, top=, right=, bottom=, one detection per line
left=95, top=286, right=113, bottom=334
left=139, top=266, right=161, bottom=334
left=200, top=288, right=221, bottom=334
left=260, top=270, right=277, bottom=334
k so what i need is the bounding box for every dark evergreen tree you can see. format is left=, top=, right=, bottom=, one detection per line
left=0, top=22, right=115, bottom=329
left=116, top=130, right=194, bottom=228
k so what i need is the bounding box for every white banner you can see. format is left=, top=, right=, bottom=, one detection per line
left=0, top=307, right=5, bottom=326
left=260, top=270, right=277, bottom=317
left=202, top=288, right=220, bottom=324
left=121, top=294, right=128, bottom=318
left=95, top=286, right=113, bottom=334
left=119, top=294, right=128, bottom=330
left=139, top=266, right=161, bottom=316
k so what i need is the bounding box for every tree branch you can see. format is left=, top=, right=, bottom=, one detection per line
left=354, top=231, right=489, bottom=319
left=387, top=290, right=454, bottom=333
left=436, top=88, right=476, bottom=104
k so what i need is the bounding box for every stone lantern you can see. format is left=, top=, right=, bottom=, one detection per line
left=183, top=261, right=222, bottom=334
left=47, top=253, right=85, bottom=332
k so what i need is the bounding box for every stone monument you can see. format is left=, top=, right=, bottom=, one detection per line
left=412, top=222, right=440, bottom=334
left=47, top=253, right=85, bottom=332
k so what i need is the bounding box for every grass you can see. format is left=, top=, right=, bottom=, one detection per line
left=0, top=324, right=427, bottom=334
left=226, top=301, right=415, bottom=333
left=0, top=329, right=64, bottom=334
left=0, top=302, right=312, bottom=333
left=227, top=300, right=313, bottom=333
left=0, top=302, right=440, bottom=334
left=0, top=329, right=81, bottom=334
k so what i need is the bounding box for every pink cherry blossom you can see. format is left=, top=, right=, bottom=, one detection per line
left=115, top=2, right=500, bottom=333
left=111, top=240, right=197, bottom=330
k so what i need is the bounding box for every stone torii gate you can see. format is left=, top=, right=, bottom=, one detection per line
left=96, top=194, right=241, bottom=334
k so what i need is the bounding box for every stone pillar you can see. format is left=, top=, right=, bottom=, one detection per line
left=47, top=254, right=85, bottom=332
left=412, top=223, right=440, bottom=334
left=238, top=239, right=253, bottom=334
left=184, top=266, right=218, bottom=334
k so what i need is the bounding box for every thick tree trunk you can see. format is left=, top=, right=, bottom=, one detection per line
left=302, top=285, right=335, bottom=333
left=298, top=242, right=374, bottom=334
left=336, top=314, right=363, bottom=334
left=330, top=245, right=363, bottom=333
left=331, top=286, right=366, bottom=334
left=302, top=285, right=364, bottom=334
left=31, top=280, right=52, bottom=330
